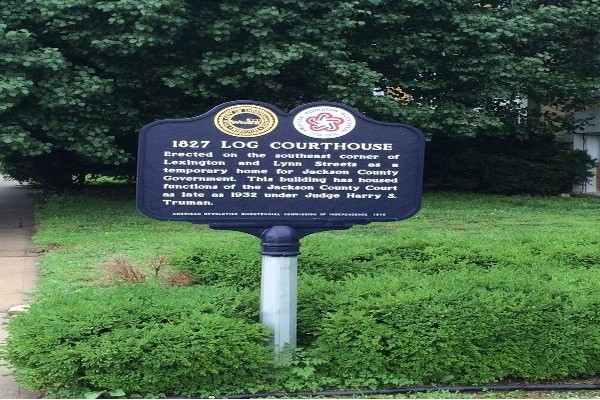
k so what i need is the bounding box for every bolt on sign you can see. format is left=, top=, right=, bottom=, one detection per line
left=137, top=101, right=425, bottom=229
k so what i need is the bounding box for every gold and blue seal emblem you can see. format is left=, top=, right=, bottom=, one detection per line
left=214, top=104, right=278, bottom=137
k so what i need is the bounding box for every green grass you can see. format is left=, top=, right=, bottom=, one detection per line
left=32, top=188, right=600, bottom=293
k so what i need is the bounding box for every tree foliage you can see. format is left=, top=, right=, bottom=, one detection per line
left=0, top=0, right=598, bottom=187
left=350, top=0, right=600, bottom=136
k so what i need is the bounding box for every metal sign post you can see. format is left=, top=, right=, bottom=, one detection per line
left=136, top=100, right=425, bottom=358
left=211, top=224, right=348, bottom=359
left=259, top=226, right=299, bottom=357
left=260, top=255, right=297, bottom=357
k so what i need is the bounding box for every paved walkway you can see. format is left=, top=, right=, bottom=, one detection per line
left=0, top=176, right=40, bottom=398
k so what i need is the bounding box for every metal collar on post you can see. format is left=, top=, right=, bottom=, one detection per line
left=260, top=226, right=301, bottom=257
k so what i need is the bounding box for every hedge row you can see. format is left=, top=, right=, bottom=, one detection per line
left=6, top=266, right=600, bottom=397
left=175, top=233, right=600, bottom=288
left=300, top=268, right=600, bottom=388
left=5, top=284, right=269, bottom=397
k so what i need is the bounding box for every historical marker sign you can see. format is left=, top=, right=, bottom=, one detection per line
left=137, top=100, right=425, bottom=357
left=136, top=101, right=424, bottom=228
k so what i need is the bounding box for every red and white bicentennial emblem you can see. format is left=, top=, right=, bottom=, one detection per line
left=293, top=106, right=356, bottom=139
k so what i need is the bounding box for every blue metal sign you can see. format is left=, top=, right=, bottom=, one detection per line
left=136, top=101, right=424, bottom=231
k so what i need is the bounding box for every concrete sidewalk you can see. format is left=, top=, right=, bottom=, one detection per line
left=0, top=175, right=40, bottom=398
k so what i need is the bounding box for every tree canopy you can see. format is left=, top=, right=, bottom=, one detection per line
left=0, top=0, right=598, bottom=188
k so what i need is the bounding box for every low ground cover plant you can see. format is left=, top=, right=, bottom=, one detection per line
left=4, top=187, right=600, bottom=397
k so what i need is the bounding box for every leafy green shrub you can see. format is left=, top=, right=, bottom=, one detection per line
left=175, top=234, right=484, bottom=288
left=303, top=268, right=600, bottom=388
left=174, top=237, right=262, bottom=289
left=175, top=231, right=580, bottom=291
left=4, top=283, right=270, bottom=397
left=425, top=135, right=594, bottom=195
left=176, top=225, right=599, bottom=296
left=296, top=275, right=344, bottom=345
left=301, top=236, right=509, bottom=276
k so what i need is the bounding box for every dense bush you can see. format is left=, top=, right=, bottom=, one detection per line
left=11, top=268, right=600, bottom=397
left=175, top=238, right=261, bottom=290
left=4, top=284, right=270, bottom=397
left=425, top=135, right=594, bottom=194
left=299, top=268, right=600, bottom=388
left=175, top=229, right=599, bottom=288
left=169, top=234, right=600, bottom=390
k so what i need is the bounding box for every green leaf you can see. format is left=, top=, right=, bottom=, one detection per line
left=109, top=389, right=126, bottom=397
left=84, top=391, right=104, bottom=399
